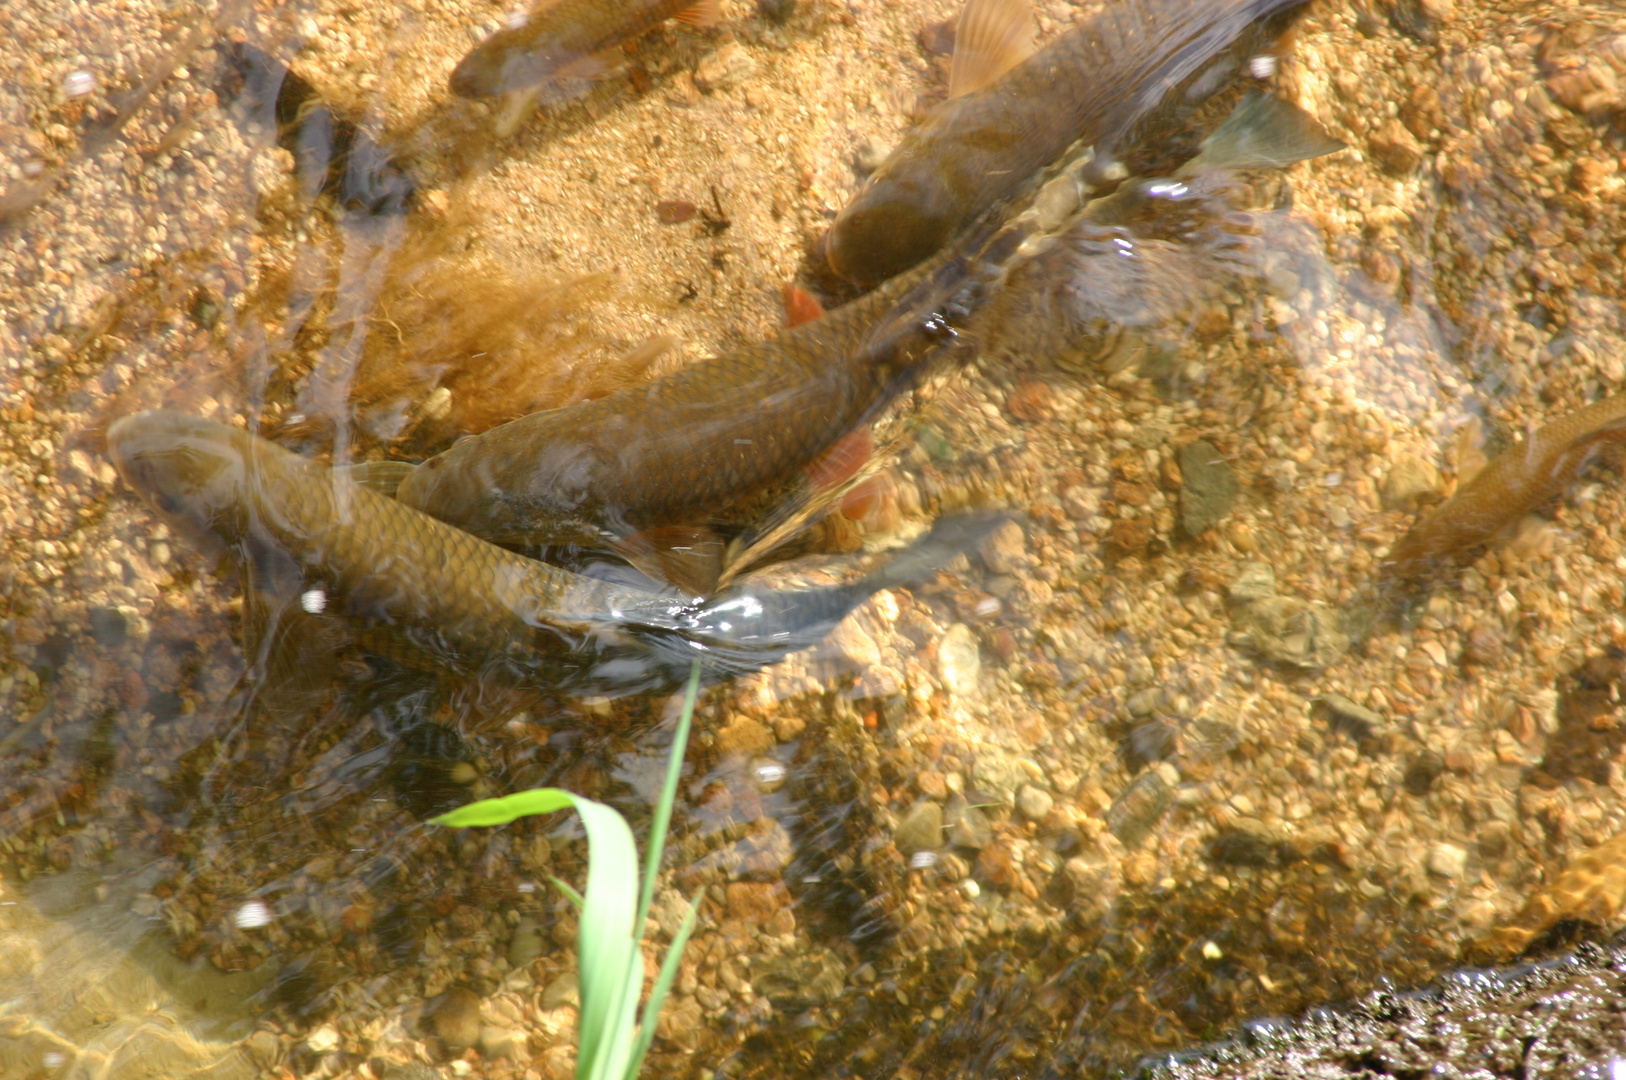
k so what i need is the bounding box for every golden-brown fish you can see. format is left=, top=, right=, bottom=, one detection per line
left=450, top=0, right=719, bottom=99
left=1385, top=394, right=1626, bottom=579
left=108, top=411, right=1003, bottom=693
left=825, top=0, right=1310, bottom=288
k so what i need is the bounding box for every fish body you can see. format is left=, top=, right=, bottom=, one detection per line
left=450, top=0, right=718, bottom=99
left=1385, top=395, right=1626, bottom=579
left=825, top=0, right=1309, bottom=288
left=394, top=245, right=981, bottom=563
left=109, top=411, right=996, bottom=694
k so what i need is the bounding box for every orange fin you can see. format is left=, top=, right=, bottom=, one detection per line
left=805, top=426, right=873, bottom=491
left=674, top=0, right=721, bottom=28
left=783, top=284, right=826, bottom=327
left=948, top=0, right=1036, bottom=98
left=611, top=525, right=726, bottom=596
left=840, top=471, right=894, bottom=521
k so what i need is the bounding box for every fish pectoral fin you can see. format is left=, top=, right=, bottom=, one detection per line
left=947, top=0, right=1037, bottom=98
left=782, top=283, right=827, bottom=327
left=611, top=525, right=727, bottom=596
left=1188, top=91, right=1346, bottom=174
left=674, top=0, right=722, bottom=28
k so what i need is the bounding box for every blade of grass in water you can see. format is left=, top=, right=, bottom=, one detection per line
left=430, top=660, right=704, bottom=1080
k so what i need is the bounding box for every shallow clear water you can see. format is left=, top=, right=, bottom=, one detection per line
left=3, top=0, right=1626, bottom=1078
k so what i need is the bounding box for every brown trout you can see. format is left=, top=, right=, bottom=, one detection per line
left=1384, top=394, right=1626, bottom=580
left=824, top=0, right=1311, bottom=288
left=108, top=411, right=1001, bottom=693
left=450, top=0, right=720, bottom=99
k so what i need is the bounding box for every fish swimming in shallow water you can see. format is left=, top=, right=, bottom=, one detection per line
left=449, top=0, right=720, bottom=99
left=1384, top=394, right=1626, bottom=580
left=824, top=0, right=1311, bottom=288
left=392, top=222, right=1004, bottom=593
left=108, top=411, right=1004, bottom=694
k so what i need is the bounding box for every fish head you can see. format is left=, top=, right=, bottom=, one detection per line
left=107, top=410, right=251, bottom=560
left=826, top=158, right=960, bottom=288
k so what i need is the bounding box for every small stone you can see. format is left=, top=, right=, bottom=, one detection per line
left=694, top=41, right=756, bottom=93
left=1227, top=561, right=1277, bottom=606
left=507, top=916, right=545, bottom=968
left=1005, top=381, right=1053, bottom=422
left=304, top=1026, right=340, bottom=1054
left=1318, top=694, right=1388, bottom=742
left=541, top=972, right=580, bottom=1010
left=1229, top=595, right=1346, bottom=668
left=726, top=881, right=788, bottom=922
left=1178, top=440, right=1239, bottom=536
left=715, top=715, right=774, bottom=758
left=1369, top=118, right=1423, bottom=173
left=971, top=750, right=1022, bottom=804
left=915, top=769, right=947, bottom=800
left=480, top=1026, right=529, bottom=1060
left=945, top=797, right=992, bottom=850
left=1382, top=454, right=1441, bottom=508
left=937, top=623, right=981, bottom=696
left=978, top=519, right=1026, bottom=574
left=824, top=617, right=880, bottom=670
left=854, top=134, right=890, bottom=174
left=1016, top=785, right=1054, bottom=822
left=1426, top=842, right=1467, bottom=879
left=894, top=800, right=943, bottom=857
left=656, top=995, right=704, bottom=1050
left=426, top=986, right=482, bottom=1050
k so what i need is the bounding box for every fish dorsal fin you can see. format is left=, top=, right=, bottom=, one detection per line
left=611, top=525, right=727, bottom=596
left=1186, top=91, right=1346, bottom=174
left=333, top=459, right=418, bottom=500
left=674, top=0, right=721, bottom=28
left=948, top=0, right=1037, bottom=98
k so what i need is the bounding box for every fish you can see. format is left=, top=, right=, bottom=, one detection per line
left=1384, top=394, right=1626, bottom=580
left=449, top=0, right=720, bottom=100
left=392, top=221, right=1004, bottom=593
left=823, top=0, right=1311, bottom=288
left=107, top=410, right=1004, bottom=695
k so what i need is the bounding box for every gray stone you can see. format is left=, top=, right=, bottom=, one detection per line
left=506, top=916, right=545, bottom=969
left=978, top=519, right=1027, bottom=575
left=425, top=986, right=482, bottom=1050
left=1228, top=561, right=1278, bottom=606
left=1016, top=785, right=1055, bottom=822
left=1179, top=440, right=1240, bottom=537
left=894, top=800, right=943, bottom=857
left=1229, top=595, right=1347, bottom=668
left=944, top=796, right=993, bottom=850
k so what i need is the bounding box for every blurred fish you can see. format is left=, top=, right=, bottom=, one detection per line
left=1385, top=394, right=1626, bottom=580
left=824, top=0, right=1310, bottom=288
left=450, top=0, right=720, bottom=100
left=108, top=411, right=1004, bottom=695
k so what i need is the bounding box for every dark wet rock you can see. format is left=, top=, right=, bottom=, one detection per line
left=1125, top=719, right=1180, bottom=768
left=755, top=0, right=796, bottom=24
left=424, top=985, right=482, bottom=1051
left=894, top=799, right=944, bottom=856
left=1177, top=440, right=1239, bottom=537
left=1403, top=750, right=1446, bottom=795
left=270, top=955, right=338, bottom=1020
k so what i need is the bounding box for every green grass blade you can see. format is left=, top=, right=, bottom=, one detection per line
left=637, top=661, right=701, bottom=933
left=551, top=876, right=586, bottom=910
left=567, top=794, right=641, bottom=1080
left=628, top=893, right=701, bottom=1077
left=430, top=787, right=575, bottom=828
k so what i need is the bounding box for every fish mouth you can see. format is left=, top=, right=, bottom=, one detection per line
left=107, top=411, right=249, bottom=530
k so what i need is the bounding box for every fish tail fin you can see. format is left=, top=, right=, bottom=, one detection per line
left=1186, top=91, right=1345, bottom=174
left=948, top=0, right=1038, bottom=97
left=675, top=0, right=721, bottom=28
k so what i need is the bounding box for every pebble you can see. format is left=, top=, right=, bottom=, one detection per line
left=480, top=1025, right=529, bottom=1060
left=1426, top=842, right=1468, bottom=879
left=937, top=624, right=982, bottom=696
left=694, top=41, right=757, bottom=93
left=1178, top=440, right=1240, bottom=537
left=506, top=916, right=546, bottom=968
left=715, top=715, right=774, bottom=758
left=1318, top=693, right=1389, bottom=742
left=1382, top=454, right=1442, bottom=508
left=425, top=986, right=482, bottom=1051
left=1369, top=118, right=1424, bottom=173
left=945, top=796, right=992, bottom=850
left=1015, top=784, right=1054, bottom=822
left=894, top=800, right=944, bottom=857
left=978, top=519, right=1027, bottom=574
left=541, top=972, right=580, bottom=1010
